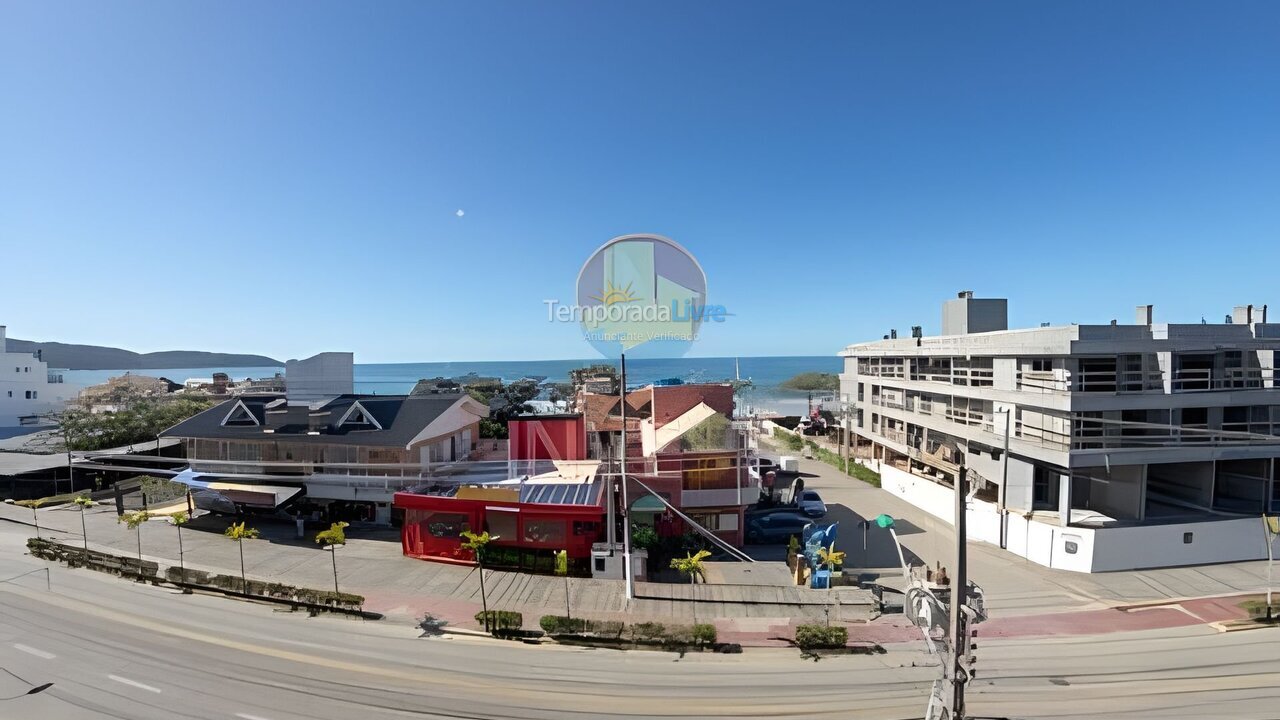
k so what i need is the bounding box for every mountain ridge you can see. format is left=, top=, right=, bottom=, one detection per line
left=6, top=338, right=282, bottom=371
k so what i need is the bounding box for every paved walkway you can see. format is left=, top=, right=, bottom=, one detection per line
left=778, top=436, right=1277, bottom=616
left=1, top=502, right=871, bottom=642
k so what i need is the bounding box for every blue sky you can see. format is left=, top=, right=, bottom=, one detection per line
left=2, top=2, right=1277, bottom=363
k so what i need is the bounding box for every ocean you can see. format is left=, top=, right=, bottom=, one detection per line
left=63, top=355, right=842, bottom=415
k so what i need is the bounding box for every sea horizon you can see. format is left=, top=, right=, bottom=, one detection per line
left=62, top=354, right=842, bottom=416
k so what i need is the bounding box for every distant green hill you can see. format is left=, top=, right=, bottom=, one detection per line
left=7, top=338, right=281, bottom=371
left=779, top=372, right=840, bottom=391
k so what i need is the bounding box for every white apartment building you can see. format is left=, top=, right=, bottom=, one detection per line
left=840, top=293, right=1280, bottom=572
left=0, top=325, right=78, bottom=431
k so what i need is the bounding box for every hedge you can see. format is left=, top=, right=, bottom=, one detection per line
left=794, top=624, right=848, bottom=650
left=475, top=610, right=524, bottom=631
left=538, top=616, right=717, bottom=646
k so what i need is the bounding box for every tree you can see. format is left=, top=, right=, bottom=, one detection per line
left=670, top=550, right=711, bottom=625
left=223, top=521, right=260, bottom=594
left=460, top=530, right=498, bottom=632
left=494, top=379, right=540, bottom=420
left=29, top=498, right=46, bottom=540
left=680, top=413, right=731, bottom=451
left=168, top=511, right=190, bottom=586
left=314, top=521, right=349, bottom=596
left=55, top=394, right=217, bottom=452
left=118, top=510, right=151, bottom=576
left=816, top=546, right=846, bottom=591
left=670, top=549, right=711, bottom=585
left=554, top=549, right=570, bottom=620
left=73, top=496, right=95, bottom=553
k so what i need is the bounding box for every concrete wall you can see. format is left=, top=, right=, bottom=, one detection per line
left=1090, top=517, right=1267, bottom=571
left=873, top=459, right=1267, bottom=573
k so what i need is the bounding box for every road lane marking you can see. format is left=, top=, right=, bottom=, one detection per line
left=108, top=675, right=161, bottom=693
left=13, top=643, right=56, bottom=660
left=235, top=714, right=275, bottom=720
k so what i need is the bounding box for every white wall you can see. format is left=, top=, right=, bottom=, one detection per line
left=871, top=459, right=1265, bottom=573
left=1090, top=517, right=1267, bottom=572
left=0, top=334, right=78, bottom=426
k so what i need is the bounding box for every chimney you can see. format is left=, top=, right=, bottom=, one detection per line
left=1262, top=305, right=1269, bottom=324
left=1232, top=305, right=1254, bottom=325
left=958, top=290, right=974, bottom=299
left=1135, top=305, right=1153, bottom=325
left=0, top=325, right=6, bottom=351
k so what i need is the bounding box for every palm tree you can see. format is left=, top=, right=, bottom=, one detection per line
left=816, top=545, right=846, bottom=591
left=223, top=521, right=260, bottom=594
left=670, top=549, right=711, bottom=624
left=314, top=521, right=349, bottom=596
left=554, top=549, right=570, bottom=620
left=29, top=498, right=46, bottom=540
left=168, top=511, right=190, bottom=587
left=73, top=496, right=95, bottom=554
left=460, top=530, right=498, bottom=631
left=118, top=510, right=151, bottom=577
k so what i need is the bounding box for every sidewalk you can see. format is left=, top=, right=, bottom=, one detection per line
left=777, top=435, right=1276, bottom=616
left=0, top=502, right=867, bottom=642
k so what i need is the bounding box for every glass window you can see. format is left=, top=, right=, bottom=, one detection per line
left=424, top=512, right=470, bottom=538
left=485, top=510, right=518, bottom=541
left=523, top=519, right=566, bottom=544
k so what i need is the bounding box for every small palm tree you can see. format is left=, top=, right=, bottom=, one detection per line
left=314, top=521, right=349, bottom=597
left=118, top=510, right=151, bottom=576
left=670, top=549, right=711, bottom=624
left=168, top=511, right=190, bottom=585
left=554, top=549, right=570, bottom=619
left=29, top=498, right=46, bottom=540
left=817, top=545, right=846, bottom=590
left=223, top=521, right=260, bottom=594
left=460, top=530, right=497, bottom=631
left=670, top=549, right=711, bottom=585
left=73, top=496, right=95, bottom=553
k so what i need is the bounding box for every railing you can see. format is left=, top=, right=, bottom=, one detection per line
left=1016, top=369, right=1164, bottom=393
left=1172, top=368, right=1270, bottom=392
left=1009, top=415, right=1280, bottom=452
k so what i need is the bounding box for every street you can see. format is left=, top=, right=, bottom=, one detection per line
left=3, top=531, right=1279, bottom=719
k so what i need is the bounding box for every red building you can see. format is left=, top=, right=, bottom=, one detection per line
left=395, top=467, right=605, bottom=569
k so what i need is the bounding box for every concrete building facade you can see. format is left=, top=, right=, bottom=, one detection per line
left=840, top=294, right=1280, bottom=572
left=0, top=325, right=78, bottom=430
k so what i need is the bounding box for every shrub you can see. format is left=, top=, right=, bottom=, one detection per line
left=772, top=427, right=804, bottom=451
left=475, top=610, right=523, bottom=631
left=629, top=622, right=666, bottom=642
left=539, top=615, right=588, bottom=634
left=794, top=624, right=848, bottom=650
left=692, top=623, right=717, bottom=645
left=589, top=620, right=625, bottom=639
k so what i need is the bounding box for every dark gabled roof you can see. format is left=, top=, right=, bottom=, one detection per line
left=162, top=393, right=476, bottom=447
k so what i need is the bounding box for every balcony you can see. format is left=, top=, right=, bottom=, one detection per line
left=1016, top=369, right=1164, bottom=394
left=1172, top=368, right=1270, bottom=392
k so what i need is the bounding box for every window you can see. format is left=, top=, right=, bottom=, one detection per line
left=424, top=512, right=470, bottom=538
left=24, top=391, right=32, bottom=399
left=523, top=519, right=566, bottom=544
left=6, top=391, right=10, bottom=397
left=31, top=391, right=36, bottom=399
left=1183, top=532, right=1194, bottom=544
left=594, top=557, right=606, bottom=572
left=1031, top=359, right=1052, bottom=372
left=485, top=509, right=518, bottom=540
left=572, top=520, right=600, bottom=536
left=687, top=512, right=721, bottom=531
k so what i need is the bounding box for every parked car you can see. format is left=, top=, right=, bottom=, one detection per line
left=745, top=512, right=814, bottom=544
left=794, top=490, right=827, bottom=518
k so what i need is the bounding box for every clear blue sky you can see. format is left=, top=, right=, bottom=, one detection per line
left=2, top=2, right=1277, bottom=363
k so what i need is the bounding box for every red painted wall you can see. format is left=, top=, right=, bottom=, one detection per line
left=508, top=415, right=586, bottom=461
left=395, top=491, right=603, bottom=564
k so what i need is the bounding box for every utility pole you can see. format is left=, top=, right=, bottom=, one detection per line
left=619, top=353, right=633, bottom=600
left=946, top=465, right=969, bottom=719
left=998, top=408, right=1011, bottom=549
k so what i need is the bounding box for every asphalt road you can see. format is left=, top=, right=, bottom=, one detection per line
left=2, top=534, right=1278, bottom=719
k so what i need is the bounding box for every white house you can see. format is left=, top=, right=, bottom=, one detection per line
left=840, top=294, right=1280, bottom=572
left=0, top=325, right=78, bottom=431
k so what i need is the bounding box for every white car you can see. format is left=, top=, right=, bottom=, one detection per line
left=795, top=490, right=827, bottom=518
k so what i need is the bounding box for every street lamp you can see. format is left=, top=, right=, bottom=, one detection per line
left=875, top=514, right=910, bottom=582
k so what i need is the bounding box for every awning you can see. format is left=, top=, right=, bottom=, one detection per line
left=168, top=469, right=304, bottom=510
